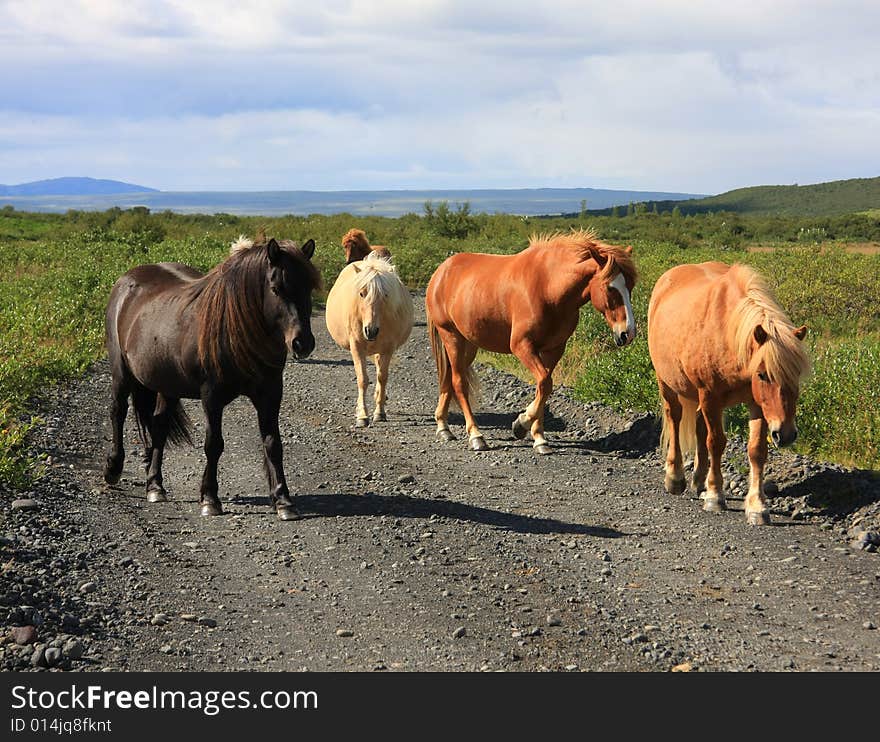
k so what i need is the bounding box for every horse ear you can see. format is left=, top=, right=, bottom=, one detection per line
left=625, top=245, right=633, bottom=255
left=794, top=325, right=808, bottom=341
left=352, top=264, right=361, bottom=273
left=266, top=238, right=281, bottom=265
left=301, top=238, right=316, bottom=260
left=753, top=324, right=768, bottom=345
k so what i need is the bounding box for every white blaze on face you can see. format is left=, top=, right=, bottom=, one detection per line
left=609, top=272, right=636, bottom=340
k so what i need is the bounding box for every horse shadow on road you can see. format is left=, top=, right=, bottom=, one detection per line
left=233, top=492, right=624, bottom=538
left=778, top=467, right=879, bottom=518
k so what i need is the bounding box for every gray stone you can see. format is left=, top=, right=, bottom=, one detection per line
left=62, top=639, right=85, bottom=660
left=452, top=626, right=466, bottom=639
left=11, top=498, right=39, bottom=511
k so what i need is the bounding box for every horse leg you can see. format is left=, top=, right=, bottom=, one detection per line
left=434, top=337, right=456, bottom=442
left=252, top=379, right=298, bottom=521
left=698, top=392, right=727, bottom=512
left=198, top=391, right=226, bottom=516
left=351, top=345, right=370, bottom=427
left=512, top=342, right=565, bottom=455
left=440, top=328, right=485, bottom=451
left=103, top=372, right=131, bottom=484
left=372, top=352, right=390, bottom=423
left=745, top=405, right=771, bottom=525
left=659, top=383, right=685, bottom=494
left=692, top=410, right=709, bottom=494
left=145, top=394, right=174, bottom=503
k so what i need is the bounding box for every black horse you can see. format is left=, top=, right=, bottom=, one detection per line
left=103, top=236, right=321, bottom=520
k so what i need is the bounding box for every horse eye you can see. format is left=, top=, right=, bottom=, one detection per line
left=360, top=289, right=367, bottom=298
left=758, top=372, right=769, bottom=382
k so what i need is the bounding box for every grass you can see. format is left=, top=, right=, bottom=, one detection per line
left=1, top=206, right=878, bottom=486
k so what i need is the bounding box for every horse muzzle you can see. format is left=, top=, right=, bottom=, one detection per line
left=364, top=324, right=380, bottom=341
left=614, top=326, right=636, bottom=347
left=291, top=334, right=315, bottom=360
left=769, top=424, right=797, bottom=447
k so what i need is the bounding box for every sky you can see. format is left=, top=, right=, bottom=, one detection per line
left=1, top=0, right=879, bottom=194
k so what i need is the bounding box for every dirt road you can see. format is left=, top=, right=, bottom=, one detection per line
left=2, top=297, right=878, bottom=671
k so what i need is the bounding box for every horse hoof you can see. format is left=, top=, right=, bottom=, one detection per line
left=665, top=476, right=686, bottom=495
left=200, top=502, right=223, bottom=517
left=373, top=412, right=387, bottom=423
left=146, top=488, right=168, bottom=503
left=511, top=415, right=529, bottom=440
left=691, top=477, right=706, bottom=495
left=276, top=506, right=300, bottom=521
left=702, top=498, right=727, bottom=513
left=746, top=510, right=771, bottom=526
left=534, top=444, right=552, bottom=455
left=470, top=436, right=489, bottom=452
left=104, top=470, right=121, bottom=485
left=355, top=417, right=370, bottom=428
left=437, top=430, right=457, bottom=442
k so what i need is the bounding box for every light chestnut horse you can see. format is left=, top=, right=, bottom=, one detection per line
left=325, top=252, right=414, bottom=426
left=648, top=262, right=810, bottom=525
left=342, top=228, right=392, bottom=264
left=426, top=229, right=637, bottom=454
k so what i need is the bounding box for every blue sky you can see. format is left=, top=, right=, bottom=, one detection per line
left=1, top=0, right=879, bottom=193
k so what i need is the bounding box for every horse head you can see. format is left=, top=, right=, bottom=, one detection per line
left=352, top=256, right=391, bottom=342
left=342, top=229, right=372, bottom=265
left=265, top=237, right=319, bottom=359
left=749, top=323, right=809, bottom=446
left=588, top=245, right=637, bottom=347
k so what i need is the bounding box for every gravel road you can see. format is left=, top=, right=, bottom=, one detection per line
left=2, top=296, right=879, bottom=672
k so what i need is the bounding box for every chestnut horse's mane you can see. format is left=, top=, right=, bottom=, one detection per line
left=186, top=236, right=321, bottom=378
left=342, top=228, right=391, bottom=260
left=730, top=264, right=810, bottom=388
left=528, top=229, right=637, bottom=284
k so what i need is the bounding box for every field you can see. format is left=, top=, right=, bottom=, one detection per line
left=1, top=204, right=879, bottom=486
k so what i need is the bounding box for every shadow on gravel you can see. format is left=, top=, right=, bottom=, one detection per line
left=449, top=409, right=567, bottom=433
left=235, top=492, right=625, bottom=537
left=780, top=468, right=880, bottom=517
left=295, top=358, right=353, bottom=367
left=580, top=413, right=660, bottom=458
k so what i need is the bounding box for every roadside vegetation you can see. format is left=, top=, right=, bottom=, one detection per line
left=1, top=202, right=878, bottom=485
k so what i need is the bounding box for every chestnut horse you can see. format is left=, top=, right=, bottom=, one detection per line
left=325, top=251, right=414, bottom=426
left=342, top=228, right=392, bottom=264
left=648, top=262, right=810, bottom=524
left=426, top=229, right=637, bottom=454
left=103, top=236, right=321, bottom=520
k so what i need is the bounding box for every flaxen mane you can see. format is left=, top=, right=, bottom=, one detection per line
left=529, top=229, right=637, bottom=283
left=730, top=264, right=810, bottom=387
left=187, top=236, right=320, bottom=378
left=353, top=252, right=412, bottom=326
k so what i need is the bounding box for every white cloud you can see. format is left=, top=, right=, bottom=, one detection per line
left=1, top=1, right=878, bottom=191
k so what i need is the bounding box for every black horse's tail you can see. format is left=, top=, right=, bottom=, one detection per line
left=132, top=386, right=194, bottom=447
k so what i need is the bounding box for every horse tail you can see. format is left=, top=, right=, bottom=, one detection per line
left=659, top=395, right=698, bottom=456
left=427, top=313, right=480, bottom=410
left=427, top=313, right=449, bottom=394
left=166, top=401, right=194, bottom=446
left=132, top=387, right=194, bottom=448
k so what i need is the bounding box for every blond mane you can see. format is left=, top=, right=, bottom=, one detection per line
left=730, top=265, right=810, bottom=387
left=351, top=252, right=411, bottom=325
left=528, top=229, right=637, bottom=283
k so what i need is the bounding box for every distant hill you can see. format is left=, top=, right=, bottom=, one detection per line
left=584, top=177, right=880, bottom=217
left=0, top=177, right=158, bottom=196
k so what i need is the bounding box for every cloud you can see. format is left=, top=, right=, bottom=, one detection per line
left=1, top=1, right=878, bottom=192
